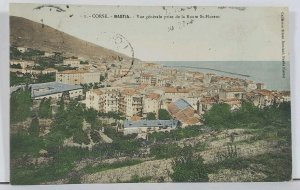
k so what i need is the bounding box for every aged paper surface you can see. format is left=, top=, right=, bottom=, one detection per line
left=9, top=4, right=290, bottom=184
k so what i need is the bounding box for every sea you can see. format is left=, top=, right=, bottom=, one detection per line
left=159, top=61, right=290, bottom=91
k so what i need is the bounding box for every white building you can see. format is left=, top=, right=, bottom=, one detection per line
left=56, top=70, right=101, bottom=85
left=10, top=60, right=35, bottom=69
left=143, top=93, right=161, bottom=117
left=123, top=119, right=179, bottom=135
left=120, top=88, right=143, bottom=117
left=31, top=82, right=83, bottom=100
left=85, top=88, right=120, bottom=113
left=63, top=59, right=81, bottom=68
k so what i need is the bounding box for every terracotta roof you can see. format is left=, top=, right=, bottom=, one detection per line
left=146, top=93, right=161, bottom=100
left=255, top=89, right=273, bottom=96
left=131, top=115, right=142, bottom=121
left=122, top=88, right=137, bottom=96
left=165, top=87, right=189, bottom=93
left=167, top=99, right=200, bottom=125
left=92, top=89, right=104, bottom=95
left=221, top=98, right=241, bottom=105
left=222, top=88, right=244, bottom=92
left=200, top=97, right=217, bottom=104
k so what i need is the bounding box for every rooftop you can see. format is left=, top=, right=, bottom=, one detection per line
left=31, top=82, right=82, bottom=98
left=174, top=99, right=191, bottom=110
left=124, top=119, right=179, bottom=128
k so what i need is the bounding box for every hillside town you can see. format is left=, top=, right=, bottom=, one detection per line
left=9, top=5, right=292, bottom=184
left=10, top=45, right=292, bottom=184
left=10, top=46, right=291, bottom=136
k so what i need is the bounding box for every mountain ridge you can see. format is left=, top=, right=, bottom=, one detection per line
left=10, top=16, right=133, bottom=62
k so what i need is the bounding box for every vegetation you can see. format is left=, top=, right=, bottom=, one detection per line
left=10, top=64, right=22, bottom=69
left=38, top=98, right=52, bottom=118
left=158, top=109, right=172, bottom=120
left=146, top=112, right=156, bottom=120
left=10, top=72, right=55, bottom=86
left=203, top=101, right=291, bottom=132
left=171, top=146, right=209, bottom=182
left=10, top=72, right=33, bottom=86
left=83, top=159, right=142, bottom=174
left=28, top=117, right=40, bottom=137
left=10, top=46, right=22, bottom=58
left=126, top=175, right=152, bottom=183
left=10, top=85, right=291, bottom=184
left=80, top=60, right=89, bottom=64
left=148, top=125, right=203, bottom=142
left=10, top=87, right=32, bottom=123
left=150, top=143, right=182, bottom=159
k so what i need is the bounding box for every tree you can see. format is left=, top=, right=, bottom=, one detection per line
left=10, top=88, right=32, bottom=123
left=28, top=117, right=40, bottom=136
left=171, top=146, right=209, bottom=182
left=39, top=98, right=52, bottom=118
left=146, top=112, right=156, bottom=120
left=158, top=109, right=172, bottom=120
left=202, top=103, right=231, bottom=129
left=10, top=64, right=22, bottom=69
left=100, top=75, right=105, bottom=82
left=84, top=108, right=98, bottom=124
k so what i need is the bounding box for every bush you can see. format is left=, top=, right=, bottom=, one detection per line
left=171, top=147, right=209, bottom=182
left=158, top=109, right=172, bottom=120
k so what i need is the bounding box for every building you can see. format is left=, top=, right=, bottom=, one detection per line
left=219, top=98, right=242, bottom=110
left=43, top=52, right=55, bottom=57
left=219, top=88, right=244, bottom=100
left=85, top=88, right=120, bottom=113
left=42, top=68, right=58, bottom=74
left=56, top=70, right=101, bottom=85
left=30, top=82, right=83, bottom=100
left=63, top=59, right=81, bottom=67
left=136, top=73, right=157, bottom=86
left=10, top=60, right=35, bottom=69
left=119, top=88, right=143, bottom=117
left=199, top=97, right=217, bottom=114
left=143, top=93, right=161, bottom=117
left=256, top=83, right=266, bottom=90
left=16, top=47, right=28, bottom=53
left=168, top=99, right=201, bottom=126
left=246, top=89, right=275, bottom=108
left=164, top=87, right=190, bottom=102
left=123, top=119, right=179, bottom=135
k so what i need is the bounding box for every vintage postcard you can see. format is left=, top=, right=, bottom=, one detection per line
left=9, top=4, right=291, bottom=184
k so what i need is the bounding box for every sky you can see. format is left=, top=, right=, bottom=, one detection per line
left=10, top=4, right=288, bottom=61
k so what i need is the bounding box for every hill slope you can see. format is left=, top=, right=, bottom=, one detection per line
left=10, top=16, right=131, bottom=62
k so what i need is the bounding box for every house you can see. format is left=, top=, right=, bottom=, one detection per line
left=56, top=70, right=101, bottom=85
left=219, top=88, right=244, bottom=100
left=143, top=93, right=161, bottom=117
left=123, top=119, right=179, bottom=135
left=84, top=88, right=120, bottom=113
left=31, top=82, right=83, bottom=100
left=245, top=89, right=275, bottom=108
left=63, top=58, right=81, bottom=68
left=168, top=99, right=201, bottom=126
left=219, top=98, right=241, bottom=110
left=198, top=96, right=217, bottom=114
left=164, top=87, right=190, bottom=102
left=42, top=68, right=58, bottom=74
left=10, top=60, right=35, bottom=69
left=16, top=47, right=28, bottom=53
left=119, top=88, right=143, bottom=117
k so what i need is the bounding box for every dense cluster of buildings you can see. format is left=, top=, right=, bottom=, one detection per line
left=10, top=46, right=291, bottom=135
